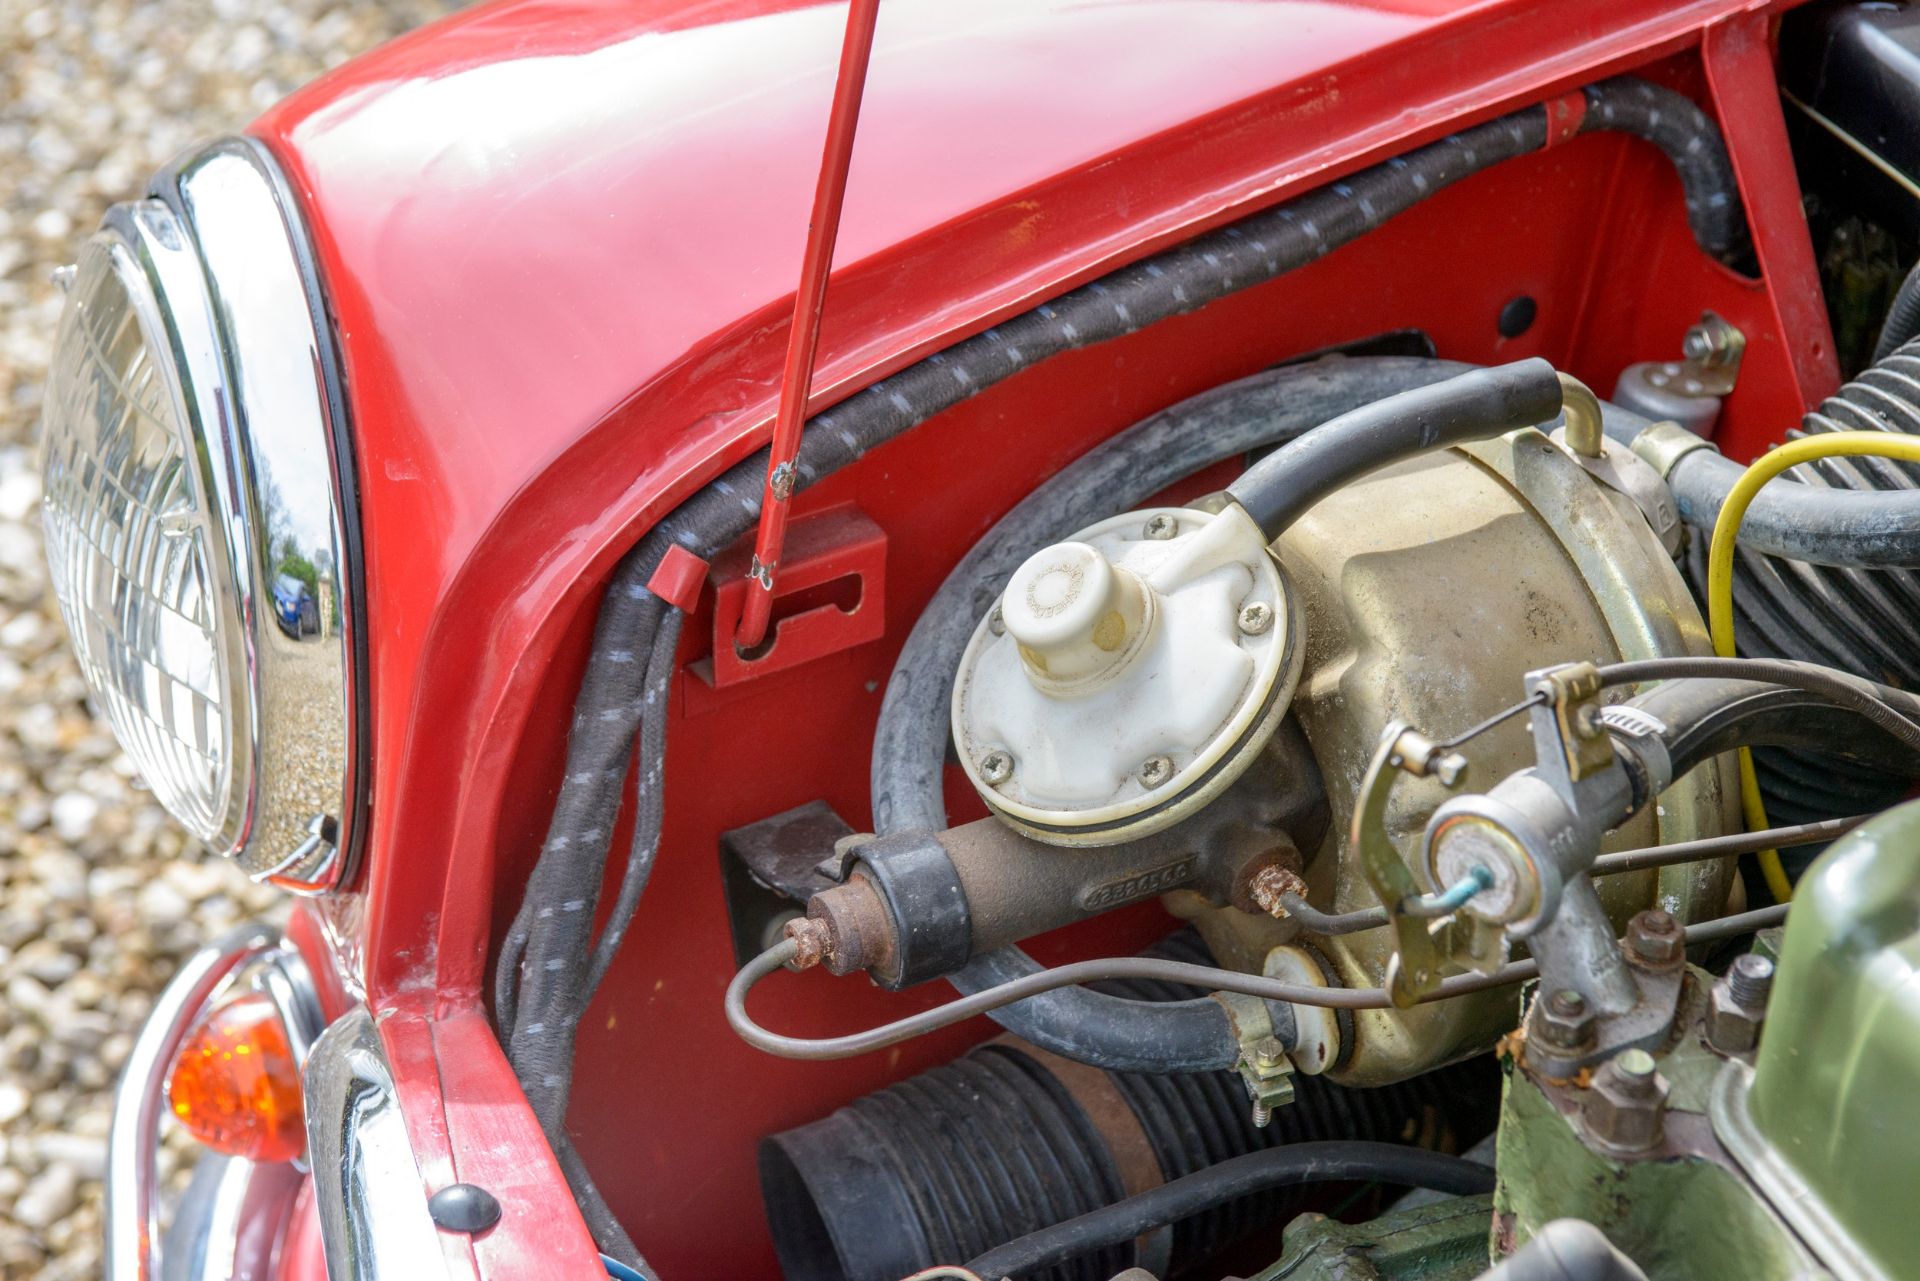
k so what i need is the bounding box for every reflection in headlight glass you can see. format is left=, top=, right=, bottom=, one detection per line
left=40, top=238, right=236, bottom=848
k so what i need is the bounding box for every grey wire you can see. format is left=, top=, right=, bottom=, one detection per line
left=727, top=906, right=1788, bottom=1061
left=1275, top=815, right=1866, bottom=936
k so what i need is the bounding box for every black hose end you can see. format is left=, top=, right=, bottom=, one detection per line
left=1226, top=358, right=1564, bottom=538
left=1469, top=356, right=1565, bottom=433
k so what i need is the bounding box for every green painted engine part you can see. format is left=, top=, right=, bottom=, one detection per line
left=1744, top=798, right=1920, bottom=1280
left=1493, top=1017, right=1819, bottom=1280
left=1251, top=1195, right=1495, bottom=1281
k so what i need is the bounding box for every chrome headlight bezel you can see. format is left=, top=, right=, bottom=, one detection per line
left=42, top=138, right=367, bottom=892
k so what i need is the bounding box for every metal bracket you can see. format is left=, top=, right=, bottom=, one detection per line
left=1352, top=722, right=1483, bottom=1008
left=705, top=503, right=887, bottom=687
left=1534, top=662, right=1613, bottom=783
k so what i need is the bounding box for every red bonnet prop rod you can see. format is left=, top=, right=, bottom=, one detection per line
left=735, top=0, right=883, bottom=651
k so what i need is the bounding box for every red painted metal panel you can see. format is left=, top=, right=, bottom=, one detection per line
left=1701, top=8, right=1841, bottom=430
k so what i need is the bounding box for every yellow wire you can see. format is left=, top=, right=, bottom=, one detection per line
left=1707, top=430, right=1920, bottom=904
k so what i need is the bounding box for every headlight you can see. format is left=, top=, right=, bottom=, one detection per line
left=39, top=140, right=364, bottom=892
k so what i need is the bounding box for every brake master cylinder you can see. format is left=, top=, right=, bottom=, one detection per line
left=953, top=503, right=1301, bottom=844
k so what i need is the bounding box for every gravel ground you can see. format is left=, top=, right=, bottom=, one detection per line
left=1, top=3, right=457, bottom=1276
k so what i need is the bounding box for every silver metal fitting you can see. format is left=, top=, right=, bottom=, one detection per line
left=988, top=604, right=1006, bottom=636
left=1237, top=1034, right=1295, bottom=1128
left=1143, top=513, right=1180, bottom=540
left=1584, top=1048, right=1669, bottom=1153
left=1138, top=755, right=1174, bottom=788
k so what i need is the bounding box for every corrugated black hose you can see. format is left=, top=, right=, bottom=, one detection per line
left=1665, top=339, right=1920, bottom=870
left=490, top=77, right=1751, bottom=1266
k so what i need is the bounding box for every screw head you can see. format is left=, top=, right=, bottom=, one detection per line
left=979, top=750, right=1014, bottom=786
left=1237, top=601, right=1275, bottom=636
left=988, top=604, right=1006, bottom=636
left=1573, top=703, right=1604, bottom=739
left=1252, top=1036, right=1285, bottom=1069
left=1138, top=755, right=1175, bottom=788
left=1143, top=513, right=1180, bottom=540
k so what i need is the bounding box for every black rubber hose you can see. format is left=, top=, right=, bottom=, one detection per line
left=1225, top=359, right=1564, bottom=537
left=1666, top=446, right=1920, bottom=567
left=1874, top=259, right=1920, bottom=363
left=962, top=1142, right=1496, bottom=1280
left=1616, top=678, right=1920, bottom=783
left=1596, top=657, right=1920, bottom=753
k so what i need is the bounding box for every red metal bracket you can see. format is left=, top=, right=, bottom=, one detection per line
left=706, top=503, right=886, bottom=687
left=1701, top=12, right=1840, bottom=411
left=647, top=544, right=710, bottom=613
left=736, top=0, right=884, bottom=651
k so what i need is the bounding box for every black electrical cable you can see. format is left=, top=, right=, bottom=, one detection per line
left=1225, top=359, right=1565, bottom=537
left=726, top=906, right=1789, bottom=1061
left=497, top=75, right=1754, bottom=1261
left=961, top=1141, right=1495, bottom=1281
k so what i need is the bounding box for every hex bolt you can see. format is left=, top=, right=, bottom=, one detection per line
left=988, top=604, right=1006, bottom=636
left=1728, top=953, right=1775, bottom=1007
left=1626, top=909, right=1683, bottom=968
left=1143, top=513, right=1180, bottom=540
left=1138, top=755, right=1175, bottom=788
left=1585, top=1048, right=1669, bottom=1153
left=1707, top=954, right=1775, bottom=1055
left=979, top=750, right=1014, bottom=786
left=1534, top=988, right=1595, bottom=1051
left=1612, top=1048, right=1658, bottom=1096
left=1237, top=601, right=1275, bottom=636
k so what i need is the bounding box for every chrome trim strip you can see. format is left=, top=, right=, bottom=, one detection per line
left=304, top=1008, right=450, bottom=1279
left=160, top=1155, right=302, bottom=1281
left=107, top=925, right=275, bottom=1281
left=140, top=138, right=363, bottom=892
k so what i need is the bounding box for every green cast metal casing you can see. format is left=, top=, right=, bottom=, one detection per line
left=1746, top=798, right=1920, bottom=1277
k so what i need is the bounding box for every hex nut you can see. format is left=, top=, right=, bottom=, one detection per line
left=1584, top=1049, right=1668, bottom=1153
left=1625, top=909, right=1684, bottom=969
left=1533, top=989, right=1595, bottom=1052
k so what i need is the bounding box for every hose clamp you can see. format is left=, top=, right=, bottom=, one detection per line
left=1630, top=420, right=1717, bottom=479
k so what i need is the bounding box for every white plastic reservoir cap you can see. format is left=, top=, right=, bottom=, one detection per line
left=952, top=503, right=1303, bottom=845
